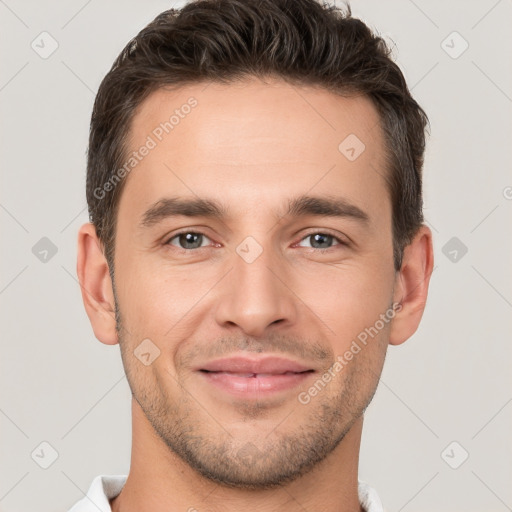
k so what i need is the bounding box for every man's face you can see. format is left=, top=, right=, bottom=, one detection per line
left=113, top=78, right=397, bottom=488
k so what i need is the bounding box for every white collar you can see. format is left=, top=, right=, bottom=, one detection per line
left=68, top=474, right=385, bottom=512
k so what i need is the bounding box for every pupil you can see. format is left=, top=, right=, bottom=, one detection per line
left=177, top=233, right=333, bottom=250
left=180, top=232, right=201, bottom=249
left=312, top=233, right=331, bottom=249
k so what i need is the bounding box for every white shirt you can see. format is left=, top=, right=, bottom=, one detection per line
left=68, top=474, right=385, bottom=511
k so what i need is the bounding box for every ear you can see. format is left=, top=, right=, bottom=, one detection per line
left=389, top=225, right=434, bottom=346
left=76, top=223, right=118, bottom=345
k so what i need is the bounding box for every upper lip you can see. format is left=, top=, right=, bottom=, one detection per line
left=198, top=355, right=314, bottom=374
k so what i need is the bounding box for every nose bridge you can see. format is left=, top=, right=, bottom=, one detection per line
left=214, top=235, right=297, bottom=336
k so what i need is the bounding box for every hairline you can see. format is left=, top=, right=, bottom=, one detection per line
left=102, top=76, right=404, bottom=273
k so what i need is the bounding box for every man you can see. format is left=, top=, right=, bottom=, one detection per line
left=70, top=0, right=433, bottom=510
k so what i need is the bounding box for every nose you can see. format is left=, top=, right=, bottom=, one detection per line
left=213, top=242, right=299, bottom=338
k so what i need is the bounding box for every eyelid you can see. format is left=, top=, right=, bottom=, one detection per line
left=164, top=229, right=215, bottom=248
left=164, top=228, right=349, bottom=251
left=294, top=229, right=349, bottom=248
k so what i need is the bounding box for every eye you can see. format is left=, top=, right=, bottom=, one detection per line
left=166, top=231, right=213, bottom=250
left=296, top=232, right=346, bottom=250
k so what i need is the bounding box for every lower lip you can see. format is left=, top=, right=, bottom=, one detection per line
left=199, top=371, right=314, bottom=397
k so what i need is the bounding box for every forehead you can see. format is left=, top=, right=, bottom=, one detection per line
left=119, top=77, right=389, bottom=221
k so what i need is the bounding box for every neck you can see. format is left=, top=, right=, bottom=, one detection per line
left=110, top=398, right=365, bottom=512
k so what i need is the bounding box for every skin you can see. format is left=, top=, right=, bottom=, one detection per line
left=77, top=77, right=433, bottom=512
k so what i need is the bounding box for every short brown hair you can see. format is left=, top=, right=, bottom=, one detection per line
left=86, top=0, right=429, bottom=272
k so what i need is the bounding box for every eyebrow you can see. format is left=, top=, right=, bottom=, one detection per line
left=139, top=194, right=370, bottom=228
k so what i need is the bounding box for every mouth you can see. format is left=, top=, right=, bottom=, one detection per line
left=196, top=356, right=316, bottom=396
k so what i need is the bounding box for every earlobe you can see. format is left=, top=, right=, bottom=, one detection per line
left=389, top=225, right=434, bottom=346
left=76, top=223, right=119, bottom=345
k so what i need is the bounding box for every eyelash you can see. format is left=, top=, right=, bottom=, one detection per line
left=164, top=230, right=348, bottom=253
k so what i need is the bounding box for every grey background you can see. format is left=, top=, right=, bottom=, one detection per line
left=1, top=0, right=511, bottom=510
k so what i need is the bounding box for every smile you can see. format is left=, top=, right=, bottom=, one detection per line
left=194, top=355, right=317, bottom=397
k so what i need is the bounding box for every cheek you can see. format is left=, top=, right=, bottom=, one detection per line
left=115, top=256, right=182, bottom=338
left=116, top=234, right=395, bottom=345
left=116, top=254, right=226, bottom=348
left=298, top=261, right=394, bottom=351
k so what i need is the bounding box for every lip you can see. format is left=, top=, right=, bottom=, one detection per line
left=198, top=355, right=313, bottom=374
left=196, top=355, right=315, bottom=397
